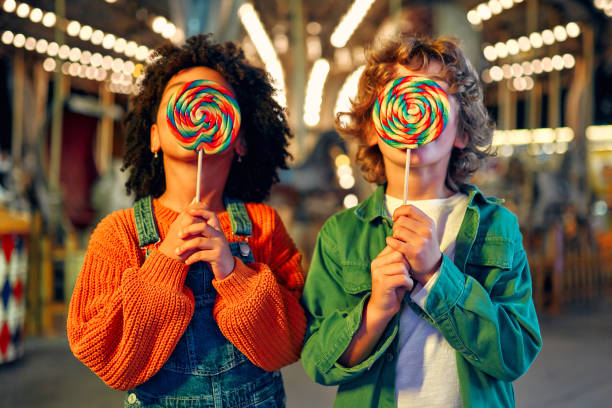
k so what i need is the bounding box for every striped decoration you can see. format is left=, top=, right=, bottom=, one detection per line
left=0, top=235, right=27, bottom=364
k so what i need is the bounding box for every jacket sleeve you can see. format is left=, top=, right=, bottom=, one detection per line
left=300, top=218, right=398, bottom=386
left=67, top=213, right=194, bottom=391
left=212, top=209, right=306, bottom=371
left=421, top=213, right=542, bottom=381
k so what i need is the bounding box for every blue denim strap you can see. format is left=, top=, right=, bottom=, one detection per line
left=133, top=195, right=161, bottom=249
left=224, top=197, right=252, bottom=237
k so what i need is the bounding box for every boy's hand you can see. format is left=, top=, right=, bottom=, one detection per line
left=158, top=203, right=235, bottom=279
left=386, top=205, right=442, bottom=285
left=369, top=245, right=414, bottom=319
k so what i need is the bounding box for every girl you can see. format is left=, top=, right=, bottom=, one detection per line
left=67, top=34, right=306, bottom=407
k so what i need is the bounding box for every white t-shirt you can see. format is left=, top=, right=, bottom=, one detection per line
left=385, top=193, right=469, bottom=408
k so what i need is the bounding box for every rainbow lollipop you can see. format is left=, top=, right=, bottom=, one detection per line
left=166, top=79, right=241, bottom=201
left=372, top=75, right=450, bottom=203
left=167, top=79, right=241, bottom=155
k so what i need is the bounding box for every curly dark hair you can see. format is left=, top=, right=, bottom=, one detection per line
left=336, top=35, right=494, bottom=191
left=122, top=34, right=292, bottom=202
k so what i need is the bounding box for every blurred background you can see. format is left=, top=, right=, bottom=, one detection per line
left=0, top=0, right=611, bottom=406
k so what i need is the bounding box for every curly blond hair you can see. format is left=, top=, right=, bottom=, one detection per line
left=336, top=35, right=494, bottom=191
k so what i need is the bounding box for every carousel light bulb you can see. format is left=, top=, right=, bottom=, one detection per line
left=529, top=32, right=543, bottom=48
left=2, top=31, right=15, bottom=45
left=42, top=12, right=56, bottom=27
left=467, top=10, right=481, bottom=25
left=483, top=45, right=497, bottom=61
left=67, top=21, right=81, bottom=37
left=16, top=3, right=30, bottom=18
left=566, top=22, right=580, bottom=38
left=553, top=25, right=567, bottom=42
left=29, top=8, right=43, bottom=23
left=79, top=25, right=93, bottom=41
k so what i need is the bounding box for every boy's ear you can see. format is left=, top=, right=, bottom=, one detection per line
left=365, top=123, right=379, bottom=147
left=150, top=123, right=161, bottom=153
left=453, top=130, right=468, bottom=149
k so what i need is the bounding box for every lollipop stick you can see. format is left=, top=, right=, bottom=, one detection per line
left=196, top=149, right=203, bottom=202
left=403, top=149, right=411, bottom=205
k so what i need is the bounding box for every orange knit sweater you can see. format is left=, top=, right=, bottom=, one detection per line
left=67, top=199, right=306, bottom=391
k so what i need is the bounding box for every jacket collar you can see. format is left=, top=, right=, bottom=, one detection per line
left=354, top=184, right=387, bottom=222
left=354, top=183, right=502, bottom=223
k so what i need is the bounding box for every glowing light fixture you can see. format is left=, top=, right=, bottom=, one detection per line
left=11, top=34, right=25, bottom=48
left=67, top=21, right=81, bottom=37
left=344, top=194, right=359, bottom=208
left=15, top=3, right=29, bottom=18
left=79, top=25, right=93, bottom=41
left=1, top=30, right=14, bottom=45
left=566, top=22, right=580, bottom=37
left=29, top=7, right=42, bottom=22
left=238, top=3, right=286, bottom=107
left=42, top=57, right=56, bottom=72
left=586, top=125, right=612, bottom=140
left=304, top=58, right=331, bottom=127
left=335, top=65, right=366, bottom=127
left=330, top=0, right=376, bottom=48
left=492, top=128, right=574, bottom=146
left=3, top=1, right=17, bottom=13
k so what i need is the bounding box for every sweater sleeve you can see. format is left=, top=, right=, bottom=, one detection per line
left=212, top=208, right=306, bottom=371
left=66, top=211, right=194, bottom=391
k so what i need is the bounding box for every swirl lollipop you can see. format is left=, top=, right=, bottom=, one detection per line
left=372, top=75, right=450, bottom=203
left=166, top=79, right=241, bottom=200
left=167, top=79, right=241, bottom=154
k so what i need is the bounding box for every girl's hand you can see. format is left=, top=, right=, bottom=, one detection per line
left=158, top=203, right=235, bottom=279
left=368, top=245, right=414, bottom=319
left=386, top=205, right=442, bottom=285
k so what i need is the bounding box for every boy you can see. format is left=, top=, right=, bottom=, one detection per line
left=301, top=36, right=542, bottom=407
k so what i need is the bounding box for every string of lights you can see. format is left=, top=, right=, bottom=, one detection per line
left=483, top=22, right=580, bottom=62
left=1, top=30, right=138, bottom=94
left=2, top=0, right=152, bottom=61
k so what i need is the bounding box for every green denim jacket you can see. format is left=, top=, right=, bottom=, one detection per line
left=301, top=184, right=542, bottom=407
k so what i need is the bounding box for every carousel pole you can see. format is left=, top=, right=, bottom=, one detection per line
left=526, top=0, right=539, bottom=130
left=11, top=50, right=24, bottom=166
left=290, top=0, right=306, bottom=157
left=49, top=0, right=66, bottom=190
left=95, top=83, right=114, bottom=175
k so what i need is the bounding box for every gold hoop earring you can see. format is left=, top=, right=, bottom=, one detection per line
left=154, top=151, right=158, bottom=159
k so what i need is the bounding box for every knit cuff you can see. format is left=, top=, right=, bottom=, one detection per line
left=140, top=248, right=189, bottom=291
left=212, top=257, right=262, bottom=304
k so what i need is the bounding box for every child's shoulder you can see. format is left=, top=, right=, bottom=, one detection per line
left=473, top=192, right=518, bottom=223
left=90, top=207, right=138, bottom=243
left=243, top=202, right=278, bottom=220
left=243, top=202, right=288, bottom=232
left=319, top=205, right=365, bottom=238
left=468, top=189, right=521, bottom=240
left=97, top=207, right=135, bottom=227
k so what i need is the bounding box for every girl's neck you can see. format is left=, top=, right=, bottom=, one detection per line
left=158, top=154, right=231, bottom=213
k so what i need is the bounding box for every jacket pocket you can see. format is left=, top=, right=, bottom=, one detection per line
left=465, top=239, right=515, bottom=296
left=466, top=239, right=514, bottom=269
left=340, top=264, right=372, bottom=294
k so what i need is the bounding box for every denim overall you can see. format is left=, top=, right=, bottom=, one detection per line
left=125, top=196, right=285, bottom=408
